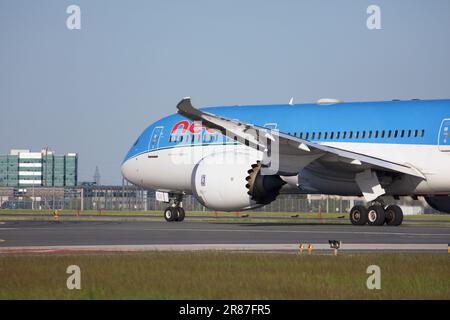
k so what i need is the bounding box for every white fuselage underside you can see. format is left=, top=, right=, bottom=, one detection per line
left=121, top=142, right=450, bottom=196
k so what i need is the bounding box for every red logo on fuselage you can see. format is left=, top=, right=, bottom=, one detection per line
left=171, top=120, right=216, bottom=135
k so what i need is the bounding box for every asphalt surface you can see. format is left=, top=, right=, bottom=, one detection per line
left=4, top=213, right=450, bottom=223
left=0, top=220, right=449, bottom=250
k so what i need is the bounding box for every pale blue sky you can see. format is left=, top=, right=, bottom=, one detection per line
left=1, top=0, right=449, bottom=184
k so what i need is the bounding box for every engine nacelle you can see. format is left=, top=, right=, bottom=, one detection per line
left=191, top=152, right=284, bottom=211
left=424, top=196, right=450, bottom=214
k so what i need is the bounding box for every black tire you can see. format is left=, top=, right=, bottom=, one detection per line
left=175, top=207, right=185, bottom=222
left=385, top=204, right=403, bottom=226
left=349, top=205, right=368, bottom=225
left=367, top=205, right=386, bottom=226
left=164, top=207, right=176, bottom=222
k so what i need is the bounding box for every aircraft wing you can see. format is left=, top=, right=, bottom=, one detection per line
left=176, top=97, right=426, bottom=180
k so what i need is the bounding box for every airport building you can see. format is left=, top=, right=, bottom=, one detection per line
left=0, top=149, right=78, bottom=187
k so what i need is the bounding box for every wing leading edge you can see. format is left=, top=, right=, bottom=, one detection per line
left=176, top=97, right=426, bottom=180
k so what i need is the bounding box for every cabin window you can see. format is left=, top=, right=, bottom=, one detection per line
left=293, top=132, right=297, bottom=137
left=330, top=132, right=334, bottom=139
left=394, top=130, right=398, bottom=138
left=343, top=132, right=347, bottom=139
left=421, top=129, right=425, bottom=137
left=317, top=132, right=321, bottom=139
left=324, top=132, right=328, bottom=139
left=355, top=131, right=359, bottom=139
left=299, top=132, right=303, bottom=139
left=388, top=130, right=392, bottom=138
left=349, top=131, right=353, bottom=139
left=381, top=131, right=385, bottom=138
left=336, top=132, right=340, bottom=139
left=374, top=131, right=379, bottom=138
left=401, top=130, right=405, bottom=138
left=362, top=131, right=366, bottom=139
left=407, top=130, right=411, bottom=138
left=414, top=130, right=418, bottom=138
left=368, top=131, right=372, bottom=139
left=311, top=132, right=315, bottom=140
left=305, top=132, right=309, bottom=140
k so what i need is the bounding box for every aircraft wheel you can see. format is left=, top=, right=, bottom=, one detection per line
left=385, top=204, right=403, bottom=226
left=349, top=205, right=368, bottom=225
left=164, top=207, right=177, bottom=222
left=367, top=205, right=386, bottom=226
left=175, top=207, right=185, bottom=222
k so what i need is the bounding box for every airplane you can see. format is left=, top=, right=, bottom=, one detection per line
left=121, top=97, right=450, bottom=226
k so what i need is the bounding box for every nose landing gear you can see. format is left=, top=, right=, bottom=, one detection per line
left=163, top=195, right=185, bottom=222
left=163, top=207, right=185, bottom=222
left=349, top=203, right=403, bottom=226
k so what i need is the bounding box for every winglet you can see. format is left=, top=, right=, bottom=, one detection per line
left=176, top=97, right=203, bottom=121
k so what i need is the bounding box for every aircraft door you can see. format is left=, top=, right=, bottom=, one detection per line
left=149, top=126, right=164, bottom=151
left=438, top=119, right=450, bottom=151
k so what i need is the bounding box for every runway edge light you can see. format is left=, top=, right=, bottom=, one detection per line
left=307, top=244, right=314, bottom=255
left=299, top=243, right=304, bottom=254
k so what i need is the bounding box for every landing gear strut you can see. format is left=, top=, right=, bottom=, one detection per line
left=349, top=202, right=403, bottom=226
left=163, top=195, right=185, bottom=222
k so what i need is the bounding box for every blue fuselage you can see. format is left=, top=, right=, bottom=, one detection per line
left=124, top=99, right=450, bottom=163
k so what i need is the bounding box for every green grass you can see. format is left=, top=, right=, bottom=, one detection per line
left=1, top=209, right=450, bottom=226
left=0, top=210, right=350, bottom=224
left=0, top=252, right=449, bottom=299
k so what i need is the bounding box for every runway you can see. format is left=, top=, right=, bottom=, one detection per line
left=0, top=219, right=449, bottom=253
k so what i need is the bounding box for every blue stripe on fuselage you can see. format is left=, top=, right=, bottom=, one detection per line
left=123, top=99, right=450, bottom=163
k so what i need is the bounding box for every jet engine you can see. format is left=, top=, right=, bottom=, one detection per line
left=424, top=196, right=450, bottom=214
left=191, top=152, right=285, bottom=211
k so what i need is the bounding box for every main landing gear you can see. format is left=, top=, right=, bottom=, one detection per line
left=163, top=195, right=185, bottom=222
left=349, top=203, right=403, bottom=226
